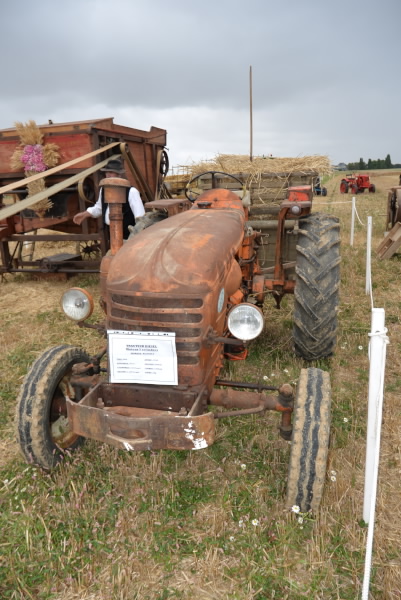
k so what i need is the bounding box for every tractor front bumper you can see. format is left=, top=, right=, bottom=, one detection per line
left=66, top=382, right=215, bottom=451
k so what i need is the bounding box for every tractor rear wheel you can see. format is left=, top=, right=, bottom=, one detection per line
left=286, top=368, right=331, bottom=512
left=15, top=345, right=90, bottom=469
left=340, top=180, right=348, bottom=193
left=293, top=213, right=340, bottom=360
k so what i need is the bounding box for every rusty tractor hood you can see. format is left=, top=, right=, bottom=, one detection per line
left=107, top=207, right=245, bottom=295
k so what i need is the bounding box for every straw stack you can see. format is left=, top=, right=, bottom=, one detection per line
left=167, top=153, right=331, bottom=203
left=189, top=153, right=332, bottom=177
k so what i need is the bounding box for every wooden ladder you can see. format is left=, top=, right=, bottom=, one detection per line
left=377, top=222, right=401, bottom=259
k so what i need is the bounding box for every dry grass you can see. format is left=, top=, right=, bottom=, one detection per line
left=1, top=170, right=401, bottom=599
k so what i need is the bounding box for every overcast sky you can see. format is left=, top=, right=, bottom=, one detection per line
left=1, top=0, right=400, bottom=170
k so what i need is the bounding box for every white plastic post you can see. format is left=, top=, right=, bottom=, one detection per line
left=363, top=307, right=387, bottom=523
left=362, top=308, right=388, bottom=599
left=365, top=217, right=372, bottom=295
left=350, top=196, right=356, bottom=246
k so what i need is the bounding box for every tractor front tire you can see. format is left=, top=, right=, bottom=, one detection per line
left=286, top=367, right=331, bottom=512
left=293, top=213, right=340, bottom=360
left=15, top=345, right=91, bottom=470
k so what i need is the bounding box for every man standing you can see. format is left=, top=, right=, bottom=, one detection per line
left=73, top=158, right=145, bottom=239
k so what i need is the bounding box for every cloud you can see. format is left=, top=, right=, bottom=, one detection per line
left=0, top=0, right=400, bottom=168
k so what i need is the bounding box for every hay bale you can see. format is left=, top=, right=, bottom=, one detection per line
left=167, top=153, right=331, bottom=203
left=189, top=153, right=332, bottom=177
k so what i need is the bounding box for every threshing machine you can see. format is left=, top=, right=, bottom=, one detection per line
left=0, top=118, right=169, bottom=274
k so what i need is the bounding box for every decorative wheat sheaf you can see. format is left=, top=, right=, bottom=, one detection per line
left=10, top=120, right=60, bottom=217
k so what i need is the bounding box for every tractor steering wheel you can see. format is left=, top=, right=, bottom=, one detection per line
left=185, top=171, right=245, bottom=203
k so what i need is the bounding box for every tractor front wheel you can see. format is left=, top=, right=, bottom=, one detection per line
left=286, top=368, right=331, bottom=512
left=293, top=213, right=340, bottom=360
left=369, top=185, right=376, bottom=193
left=15, top=345, right=91, bottom=469
left=340, top=180, right=348, bottom=193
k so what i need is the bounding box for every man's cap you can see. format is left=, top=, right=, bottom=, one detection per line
left=100, top=158, right=125, bottom=173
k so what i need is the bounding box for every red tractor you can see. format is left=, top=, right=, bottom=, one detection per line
left=340, top=174, right=375, bottom=194
left=15, top=170, right=340, bottom=512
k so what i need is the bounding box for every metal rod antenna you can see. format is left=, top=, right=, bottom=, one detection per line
left=250, top=65, right=253, bottom=162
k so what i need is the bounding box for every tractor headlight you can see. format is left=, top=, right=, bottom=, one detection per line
left=227, top=303, right=264, bottom=341
left=61, top=288, right=94, bottom=321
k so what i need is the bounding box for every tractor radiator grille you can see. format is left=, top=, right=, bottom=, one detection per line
left=109, top=293, right=204, bottom=365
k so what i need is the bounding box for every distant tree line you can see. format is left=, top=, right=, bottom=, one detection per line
left=347, top=155, right=401, bottom=170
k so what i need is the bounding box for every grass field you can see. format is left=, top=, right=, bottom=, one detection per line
left=1, top=170, right=401, bottom=599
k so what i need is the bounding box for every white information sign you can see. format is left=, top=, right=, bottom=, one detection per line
left=108, top=330, right=178, bottom=385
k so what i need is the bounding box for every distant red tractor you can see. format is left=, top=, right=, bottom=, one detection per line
left=340, top=174, right=375, bottom=194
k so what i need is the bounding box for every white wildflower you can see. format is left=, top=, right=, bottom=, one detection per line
left=291, top=505, right=300, bottom=514
left=240, top=463, right=247, bottom=470
left=252, top=519, right=259, bottom=526
left=298, top=516, right=304, bottom=524
left=330, top=475, right=337, bottom=482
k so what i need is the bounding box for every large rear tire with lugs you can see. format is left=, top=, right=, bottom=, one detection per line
left=286, top=368, right=331, bottom=513
left=15, top=345, right=90, bottom=470
left=293, top=213, right=340, bottom=360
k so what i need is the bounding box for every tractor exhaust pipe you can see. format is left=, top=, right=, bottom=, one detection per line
left=100, top=177, right=130, bottom=255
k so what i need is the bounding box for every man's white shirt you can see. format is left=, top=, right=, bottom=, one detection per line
left=87, top=187, right=145, bottom=224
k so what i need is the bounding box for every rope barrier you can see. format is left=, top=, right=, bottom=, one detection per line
left=354, top=204, right=366, bottom=227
